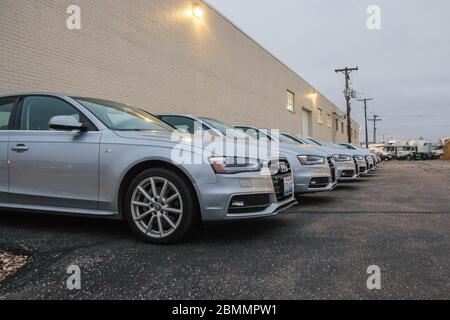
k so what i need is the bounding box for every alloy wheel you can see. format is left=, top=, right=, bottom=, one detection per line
left=131, top=177, right=183, bottom=238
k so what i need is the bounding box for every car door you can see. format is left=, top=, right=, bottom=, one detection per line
left=8, top=95, right=101, bottom=209
left=0, top=96, right=17, bottom=203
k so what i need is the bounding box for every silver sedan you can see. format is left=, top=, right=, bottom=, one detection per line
left=0, top=93, right=296, bottom=244
left=157, top=116, right=337, bottom=196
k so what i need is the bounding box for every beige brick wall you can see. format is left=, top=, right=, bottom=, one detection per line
left=0, top=0, right=360, bottom=143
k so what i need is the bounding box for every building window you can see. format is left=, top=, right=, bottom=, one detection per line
left=317, top=108, right=324, bottom=125
left=327, top=114, right=332, bottom=128
left=287, top=90, right=295, bottom=113
left=341, top=122, right=344, bottom=133
left=335, top=119, right=339, bottom=132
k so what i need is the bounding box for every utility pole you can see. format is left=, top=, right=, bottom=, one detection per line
left=335, top=66, right=358, bottom=143
left=357, top=98, right=373, bottom=148
left=368, top=115, right=383, bottom=144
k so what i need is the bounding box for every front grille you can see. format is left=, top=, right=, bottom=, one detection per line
left=353, top=157, right=360, bottom=174
left=327, top=157, right=336, bottom=182
left=228, top=194, right=271, bottom=214
left=309, top=177, right=330, bottom=188
left=359, top=166, right=367, bottom=173
left=341, top=170, right=355, bottom=178
left=269, top=159, right=293, bottom=202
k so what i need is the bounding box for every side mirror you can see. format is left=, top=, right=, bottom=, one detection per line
left=49, top=115, right=88, bottom=132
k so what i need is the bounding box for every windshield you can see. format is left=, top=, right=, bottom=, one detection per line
left=200, top=118, right=249, bottom=139
left=74, top=98, right=174, bottom=132
left=279, top=134, right=299, bottom=144
left=302, top=137, right=323, bottom=146
left=351, top=144, right=366, bottom=150
left=293, top=136, right=316, bottom=145
left=341, top=144, right=355, bottom=150
left=324, top=141, right=347, bottom=149
left=281, top=134, right=302, bottom=144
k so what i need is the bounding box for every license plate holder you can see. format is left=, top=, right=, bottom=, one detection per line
left=283, top=175, right=294, bottom=196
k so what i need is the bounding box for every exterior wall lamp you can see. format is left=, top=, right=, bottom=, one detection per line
left=192, top=2, right=204, bottom=19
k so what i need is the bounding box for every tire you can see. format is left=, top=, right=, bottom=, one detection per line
left=124, top=167, right=197, bottom=244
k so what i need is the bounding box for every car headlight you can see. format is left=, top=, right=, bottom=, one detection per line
left=208, top=157, right=262, bottom=174
left=354, top=155, right=364, bottom=161
left=366, top=155, right=373, bottom=160
left=333, top=154, right=352, bottom=162
left=297, top=155, right=326, bottom=165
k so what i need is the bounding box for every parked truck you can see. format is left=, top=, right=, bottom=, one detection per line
left=414, top=140, right=433, bottom=160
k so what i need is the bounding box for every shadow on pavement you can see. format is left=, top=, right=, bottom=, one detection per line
left=0, top=210, right=291, bottom=247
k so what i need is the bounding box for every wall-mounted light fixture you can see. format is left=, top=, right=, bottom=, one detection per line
left=309, top=91, right=318, bottom=99
left=192, top=2, right=204, bottom=19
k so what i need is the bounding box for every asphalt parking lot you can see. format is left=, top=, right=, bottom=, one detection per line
left=0, top=161, right=449, bottom=300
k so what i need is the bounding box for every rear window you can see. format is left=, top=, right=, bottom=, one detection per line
left=0, top=97, right=15, bottom=130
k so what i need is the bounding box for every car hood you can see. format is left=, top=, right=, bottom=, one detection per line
left=317, top=146, right=356, bottom=157
left=113, top=130, right=279, bottom=161
left=278, top=142, right=329, bottom=157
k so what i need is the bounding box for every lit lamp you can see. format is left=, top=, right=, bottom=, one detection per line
left=192, top=2, right=204, bottom=18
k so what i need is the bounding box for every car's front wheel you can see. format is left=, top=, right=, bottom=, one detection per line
left=125, top=168, right=197, bottom=244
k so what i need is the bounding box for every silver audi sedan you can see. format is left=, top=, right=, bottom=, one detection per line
left=0, top=93, right=296, bottom=244
left=280, top=134, right=361, bottom=181
left=157, top=116, right=337, bottom=196
left=232, top=126, right=338, bottom=195
left=340, top=143, right=377, bottom=172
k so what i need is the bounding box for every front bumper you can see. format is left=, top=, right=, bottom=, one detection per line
left=293, top=165, right=337, bottom=194
left=355, top=159, right=369, bottom=175
left=197, top=167, right=297, bottom=223
left=366, top=158, right=376, bottom=171
left=336, top=161, right=359, bottom=181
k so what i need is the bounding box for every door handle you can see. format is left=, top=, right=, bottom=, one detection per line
left=11, top=144, right=29, bottom=152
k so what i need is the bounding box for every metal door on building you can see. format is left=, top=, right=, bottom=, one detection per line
left=302, top=108, right=312, bottom=137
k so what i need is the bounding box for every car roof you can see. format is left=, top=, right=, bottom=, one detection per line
left=157, top=114, right=197, bottom=119
left=0, top=92, right=70, bottom=99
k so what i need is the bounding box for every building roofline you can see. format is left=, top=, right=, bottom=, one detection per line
left=202, top=0, right=350, bottom=120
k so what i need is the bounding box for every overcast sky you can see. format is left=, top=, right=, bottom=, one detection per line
left=207, top=0, right=450, bottom=141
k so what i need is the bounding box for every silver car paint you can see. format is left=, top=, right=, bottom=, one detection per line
left=0, top=93, right=296, bottom=222
left=301, top=137, right=361, bottom=181
left=341, top=143, right=376, bottom=172
left=231, top=125, right=337, bottom=194
left=158, top=116, right=337, bottom=195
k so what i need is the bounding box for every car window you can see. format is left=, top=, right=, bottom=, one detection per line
left=20, top=96, right=92, bottom=131
left=236, top=127, right=257, bottom=139
left=304, top=138, right=322, bottom=146
left=0, top=97, right=15, bottom=130
left=279, top=134, right=298, bottom=143
left=160, top=116, right=197, bottom=134
left=235, top=127, right=268, bottom=140
left=74, top=98, right=172, bottom=132
left=200, top=118, right=249, bottom=139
